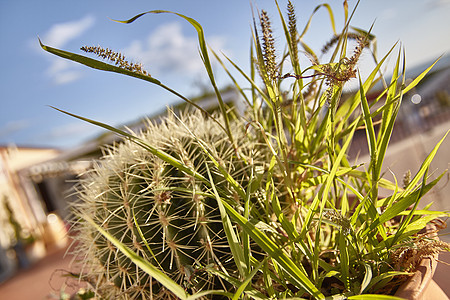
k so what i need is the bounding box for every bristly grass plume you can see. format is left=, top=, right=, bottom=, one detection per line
left=81, top=45, right=150, bottom=76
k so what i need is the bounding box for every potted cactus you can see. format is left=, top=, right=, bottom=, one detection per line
left=42, top=1, right=449, bottom=299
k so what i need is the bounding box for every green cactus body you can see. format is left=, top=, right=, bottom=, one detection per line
left=72, top=112, right=267, bottom=299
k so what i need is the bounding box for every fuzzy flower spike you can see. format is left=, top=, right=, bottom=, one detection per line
left=81, top=45, right=151, bottom=76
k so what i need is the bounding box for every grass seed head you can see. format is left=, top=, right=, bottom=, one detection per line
left=260, top=10, right=277, bottom=80
left=287, top=1, right=299, bottom=62
left=81, top=45, right=150, bottom=76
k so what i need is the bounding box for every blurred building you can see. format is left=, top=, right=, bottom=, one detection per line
left=0, top=145, right=66, bottom=281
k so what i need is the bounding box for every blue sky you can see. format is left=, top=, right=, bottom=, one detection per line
left=1, top=0, right=450, bottom=149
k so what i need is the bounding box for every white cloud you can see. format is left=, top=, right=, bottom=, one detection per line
left=39, top=15, right=95, bottom=85
left=39, top=122, right=95, bottom=141
left=46, top=59, right=71, bottom=74
left=53, top=71, right=83, bottom=85
left=427, top=0, right=450, bottom=6
left=0, top=120, right=30, bottom=138
left=42, top=15, right=95, bottom=48
left=43, top=59, right=82, bottom=85
left=379, top=8, right=397, bottom=21
left=122, top=22, right=228, bottom=77
left=425, top=0, right=450, bottom=10
left=46, top=60, right=83, bottom=85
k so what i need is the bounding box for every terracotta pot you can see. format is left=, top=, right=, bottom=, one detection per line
left=395, top=224, right=448, bottom=300
left=395, top=255, right=447, bottom=299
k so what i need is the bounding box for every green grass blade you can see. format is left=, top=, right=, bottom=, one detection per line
left=187, top=290, right=229, bottom=300
left=359, top=74, right=376, bottom=159
left=269, top=183, right=314, bottom=261
left=39, top=39, right=161, bottom=85
left=40, top=39, right=226, bottom=132
left=376, top=214, right=441, bottom=251
left=222, top=52, right=270, bottom=106
left=219, top=200, right=324, bottom=299
left=300, top=4, right=336, bottom=38
left=205, top=163, right=247, bottom=277
left=348, top=170, right=398, bottom=191
left=50, top=107, right=208, bottom=183
left=397, top=209, right=449, bottom=216
left=211, top=49, right=252, bottom=108
left=362, top=173, right=444, bottom=239
left=404, top=130, right=449, bottom=192
left=131, top=205, right=162, bottom=269
left=391, top=166, right=431, bottom=246
left=360, top=262, right=372, bottom=294
left=362, top=271, right=411, bottom=295
left=387, top=173, right=444, bottom=222
left=338, top=233, right=350, bottom=290
left=270, top=183, right=299, bottom=240
left=83, top=214, right=188, bottom=300
left=303, top=119, right=358, bottom=234
left=114, top=10, right=235, bottom=145
left=336, top=43, right=397, bottom=121
left=359, top=73, right=387, bottom=237
left=262, top=260, right=276, bottom=298
left=232, top=259, right=265, bottom=300
left=402, top=56, right=441, bottom=95
left=174, top=116, right=247, bottom=201
left=385, top=48, right=401, bottom=110
left=375, top=48, right=403, bottom=178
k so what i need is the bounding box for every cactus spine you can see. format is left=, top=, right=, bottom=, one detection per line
left=71, top=112, right=267, bottom=299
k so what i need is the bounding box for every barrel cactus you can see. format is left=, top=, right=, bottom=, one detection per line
left=71, top=111, right=269, bottom=299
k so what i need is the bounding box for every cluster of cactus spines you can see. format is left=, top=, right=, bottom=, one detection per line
left=81, top=45, right=150, bottom=76
left=71, top=111, right=270, bottom=299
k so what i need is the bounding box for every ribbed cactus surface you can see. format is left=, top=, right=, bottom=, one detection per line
left=72, top=112, right=266, bottom=299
